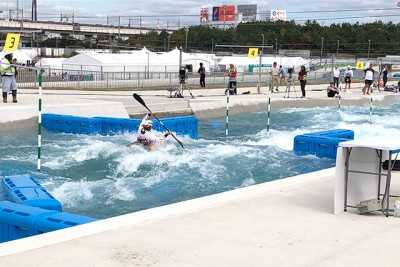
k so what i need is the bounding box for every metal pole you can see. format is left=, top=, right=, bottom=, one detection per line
left=167, top=35, right=171, bottom=51
left=275, top=38, right=278, bottom=55
left=146, top=52, right=149, bottom=79
left=185, top=28, right=189, bottom=51
left=37, top=72, right=43, bottom=171
left=337, top=40, right=340, bottom=55
left=261, top=33, right=264, bottom=55
left=320, top=37, right=324, bottom=68
left=212, top=38, right=214, bottom=53
left=368, top=40, right=371, bottom=59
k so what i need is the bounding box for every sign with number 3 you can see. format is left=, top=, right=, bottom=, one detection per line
left=4, top=33, right=21, bottom=52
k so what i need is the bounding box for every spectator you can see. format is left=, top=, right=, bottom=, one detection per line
left=298, top=65, right=307, bottom=98
left=197, top=62, right=206, bottom=87
left=225, top=64, right=237, bottom=95
left=381, top=65, right=388, bottom=89
left=269, top=62, right=280, bottom=92
left=327, top=82, right=340, bottom=98
left=333, top=66, right=340, bottom=88
left=343, top=65, right=353, bottom=93
left=278, top=65, right=288, bottom=90
left=362, top=63, right=375, bottom=95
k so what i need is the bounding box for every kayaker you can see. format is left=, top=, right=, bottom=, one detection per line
left=129, top=112, right=171, bottom=150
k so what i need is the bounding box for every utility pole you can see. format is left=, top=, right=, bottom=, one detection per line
left=320, top=37, right=324, bottom=67
left=184, top=27, right=189, bottom=51
left=336, top=40, right=340, bottom=55
left=261, top=33, right=264, bottom=55
left=31, top=0, right=37, bottom=21
left=367, top=40, right=371, bottom=59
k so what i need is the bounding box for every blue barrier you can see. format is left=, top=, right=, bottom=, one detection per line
left=1, top=175, right=62, bottom=211
left=0, top=201, right=57, bottom=242
left=293, top=129, right=354, bottom=159
left=42, top=114, right=199, bottom=139
left=34, top=212, right=98, bottom=233
left=0, top=201, right=98, bottom=242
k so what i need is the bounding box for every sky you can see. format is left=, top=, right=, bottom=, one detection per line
left=1, top=0, right=400, bottom=28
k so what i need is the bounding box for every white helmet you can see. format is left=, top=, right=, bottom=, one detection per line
left=143, top=120, right=153, bottom=128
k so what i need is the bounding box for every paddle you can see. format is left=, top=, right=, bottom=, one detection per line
left=133, top=93, right=185, bottom=148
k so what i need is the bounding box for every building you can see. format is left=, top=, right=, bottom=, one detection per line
left=200, top=4, right=258, bottom=28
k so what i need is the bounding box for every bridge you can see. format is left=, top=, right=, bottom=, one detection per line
left=0, top=19, right=172, bottom=37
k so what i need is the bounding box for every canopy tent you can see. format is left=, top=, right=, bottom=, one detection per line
left=62, top=48, right=217, bottom=74
left=219, top=56, right=309, bottom=73
left=62, top=52, right=148, bottom=72
left=160, top=48, right=216, bottom=72
left=36, top=58, right=66, bottom=75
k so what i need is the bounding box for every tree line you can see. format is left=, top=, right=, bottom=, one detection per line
left=39, top=20, right=400, bottom=58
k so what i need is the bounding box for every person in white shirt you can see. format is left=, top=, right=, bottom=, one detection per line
left=269, top=62, right=280, bottom=92
left=343, top=65, right=353, bottom=93
left=129, top=113, right=171, bottom=150
left=362, top=64, right=375, bottom=95
left=333, top=66, right=340, bottom=88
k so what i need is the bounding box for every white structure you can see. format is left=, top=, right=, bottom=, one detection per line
left=36, top=58, right=66, bottom=75
left=61, top=48, right=217, bottom=73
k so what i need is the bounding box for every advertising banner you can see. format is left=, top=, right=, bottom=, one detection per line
left=213, top=5, right=235, bottom=21
left=200, top=8, right=209, bottom=22
left=212, top=7, right=220, bottom=21
left=270, top=10, right=287, bottom=21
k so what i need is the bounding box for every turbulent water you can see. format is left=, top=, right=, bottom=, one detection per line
left=0, top=103, right=399, bottom=219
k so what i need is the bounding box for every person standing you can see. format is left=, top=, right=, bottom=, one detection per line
left=362, top=63, right=375, bottom=95
left=269, top=62, right=280, bottom=92
left=327, top=82, right=340, bottom=98
left=278, top=65, right=287, bottom=91
left=298, top=65, right=307, bottom=98
left=343, top=65, right=353, bottom=93
left=333, top=66, right=340, bottom=88
left=198, top=62, right=206, bottom=87
left=381, top=65, right=388, bottom=89
left=225, top=64, right=237, bottom=95
left=0, top=53, right=18, bottom=103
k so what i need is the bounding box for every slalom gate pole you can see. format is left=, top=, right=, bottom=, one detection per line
left=338, top=88, right=341, bottom=110
left=37, top=72, right=43, bottom=171
left=369, top=97, right=373, bottom=117
left=225, top=90, right=229, bottom=136
left=267, top=80, right=272, bottom=138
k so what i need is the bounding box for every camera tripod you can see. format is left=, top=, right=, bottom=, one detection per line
left=175, top=81, right=195, bottom=99
left=283, top=76, right=298, bottom=98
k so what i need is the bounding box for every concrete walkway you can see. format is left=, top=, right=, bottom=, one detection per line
left=0, top=84, right=400, bottom=266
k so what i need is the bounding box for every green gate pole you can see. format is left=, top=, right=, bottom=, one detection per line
left=225, top=89, right=229, bottom=136
left=267, top=80, right=272, bottom=138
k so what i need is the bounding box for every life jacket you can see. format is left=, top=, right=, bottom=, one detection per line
left=0, top=58, right=14, bottom=76
left=137, top=137, right=150, bottom=146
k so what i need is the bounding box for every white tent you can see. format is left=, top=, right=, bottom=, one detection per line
left=61, top=49, right=219, bottom=74
left=160, top=48, right=216, bottom=73
left=36, top=58, right=66, bottom=75
left=62, top=52, right=148, bottom=72
left=219, top=56, right=309, bottom=73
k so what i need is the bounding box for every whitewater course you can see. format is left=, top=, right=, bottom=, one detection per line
left=0, top=83, right=400, bottom=266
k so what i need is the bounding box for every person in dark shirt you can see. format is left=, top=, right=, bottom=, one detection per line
left=381, top=65, right=388, bottom=88
left=197, top=62, right=206, bottom=87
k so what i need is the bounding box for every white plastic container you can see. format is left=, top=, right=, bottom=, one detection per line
left=394, top=198, right=400, bottom=218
